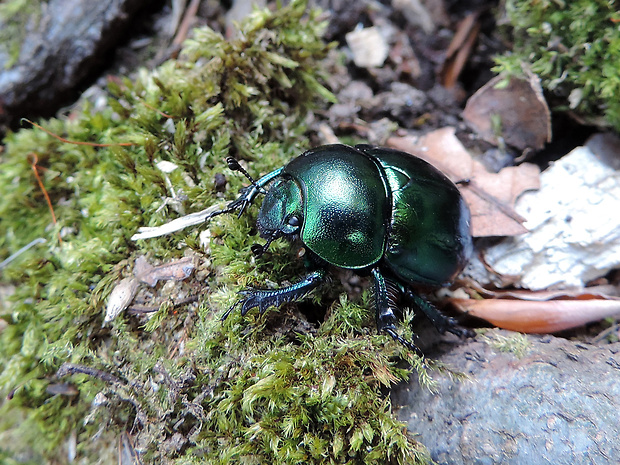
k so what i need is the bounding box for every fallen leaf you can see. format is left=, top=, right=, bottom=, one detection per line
left=463, top=72, right=552, bottom=151
left=388, top=127, right=540, bottom=236
left=134, top=255, right=195, bottom=287
left=104, top=277, right=139, bottom=324
left=452, top=294, right=620, bottom=333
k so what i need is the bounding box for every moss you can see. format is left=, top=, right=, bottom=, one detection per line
left=0, top=1, right=430, bottom=463
left=495, top=0, right=620, bottom=131
left=483, top=332, right=530, bottom=358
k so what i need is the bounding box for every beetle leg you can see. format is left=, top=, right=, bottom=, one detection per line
left=227, top=164, right=284, bottom=216
left=221, top=269, right=326, bottom=321
left=203, top=165, right=285, bottom=222
left=403, top=290, right=475, bottom=339
left=371, top=268, right=420, bottom=353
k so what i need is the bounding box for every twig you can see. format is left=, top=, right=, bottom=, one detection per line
left=0, top=238, right=46, bottom=269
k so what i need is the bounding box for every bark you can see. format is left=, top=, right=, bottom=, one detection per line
left=0, top=0, right=150, bottom=129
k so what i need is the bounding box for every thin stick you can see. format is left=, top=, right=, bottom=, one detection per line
left=29, top=153, right=62, bottom=243
left=23, top=119, right=137, bottom=147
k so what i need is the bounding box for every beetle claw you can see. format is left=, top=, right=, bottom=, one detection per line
left=220, top=289, right=261, bottom=320
left=221, top=299, right=242, bottom=321
left=237, top=289, right=258, bottom=316
left=446, top=324, right=476, bottom=339
left=383, top=327, right=422, bottom=355
left=403, top=290, right=474, bottom=340
left=227, top=194, right=251, bottom=217
left=232, top=289, right=276, bottom=316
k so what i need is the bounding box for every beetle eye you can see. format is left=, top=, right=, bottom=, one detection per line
left=287, top=215, right=300, bottom=227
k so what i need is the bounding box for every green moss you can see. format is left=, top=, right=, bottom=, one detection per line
left=495, top=0, right=620, bottom=131
left=0, top=1, right=431, bottom=463
left=483, top=332, right=530, bottom=358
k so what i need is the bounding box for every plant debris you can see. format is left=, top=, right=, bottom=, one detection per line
left=134, top=255, right=195, bottom=287
left=388, top=127, right=540, bottom=237
left=452, top=291, right=620, bottom=333
left=104, top=277, right=140, bottom=324
left=463, top=72, right=552, bottom=151
left=439, top=11, right=481, bottom=89
left=104, top=255, right=196, bottom=323
left=483, top=136, right=620, bottom=290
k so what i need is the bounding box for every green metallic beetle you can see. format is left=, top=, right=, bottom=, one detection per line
left=209, top=144, right=473, bottom=350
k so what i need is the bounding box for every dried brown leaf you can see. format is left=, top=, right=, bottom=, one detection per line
left=387, top=127, right=540, bottom=236
left=104, top=277, right=139, bottom=324
left=463, top=73, right=552, bottom=151
left=453, top=294, right=620, bottom=333
left=134, top=255, right=195, bottom=287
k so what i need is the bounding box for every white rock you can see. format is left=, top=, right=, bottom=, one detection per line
left=345, top=26, right=389, bottom=68
left=484, top=144, right=620, bottom=290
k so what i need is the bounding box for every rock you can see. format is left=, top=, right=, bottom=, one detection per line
left=483, top=139, right=620, bottom=290
left=0, top=0, right=150, bottom=129
left=392, top=330, right=620, bottom=465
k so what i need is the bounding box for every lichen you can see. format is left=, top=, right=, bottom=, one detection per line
left=0, top=1, right=430, bottom=463
left=494, top=0, right=620, bottom=131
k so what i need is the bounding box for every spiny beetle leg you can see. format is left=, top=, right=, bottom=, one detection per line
left=404, top=289, right=475, bottom=338
left=371, top=267, right=419, bottom=352
left=383, top=327, right=422, bottom=355
left=221, top=270, right=326, bottom=321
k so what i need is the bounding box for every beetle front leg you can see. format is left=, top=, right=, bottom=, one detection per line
left=204, top=163, right=285, bottom=222
left=221, top=269, right=327, bottom=320
left=371, top=268, right=420, bottom=353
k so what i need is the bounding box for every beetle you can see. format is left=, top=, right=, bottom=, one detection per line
left=207, top=144, right=473, bottom=350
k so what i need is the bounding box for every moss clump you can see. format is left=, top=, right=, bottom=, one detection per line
left=483, top=332, right=530, bottom=358
left=495, top=0, right=620, bottom=131
left=0, top=1, right=429, bottom=463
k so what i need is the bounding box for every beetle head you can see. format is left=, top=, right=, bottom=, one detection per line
left=254, top=177, right=303, bottom=255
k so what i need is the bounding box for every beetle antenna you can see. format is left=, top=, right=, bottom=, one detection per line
left=226, top=157, right=267, bottom=194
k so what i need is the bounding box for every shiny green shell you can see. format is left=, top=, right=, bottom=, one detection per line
left=284, top=145, right=389, bottom=268
left=358, top=145, right=472, bottom=285
left=258, top=144, right=472, bottom=286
